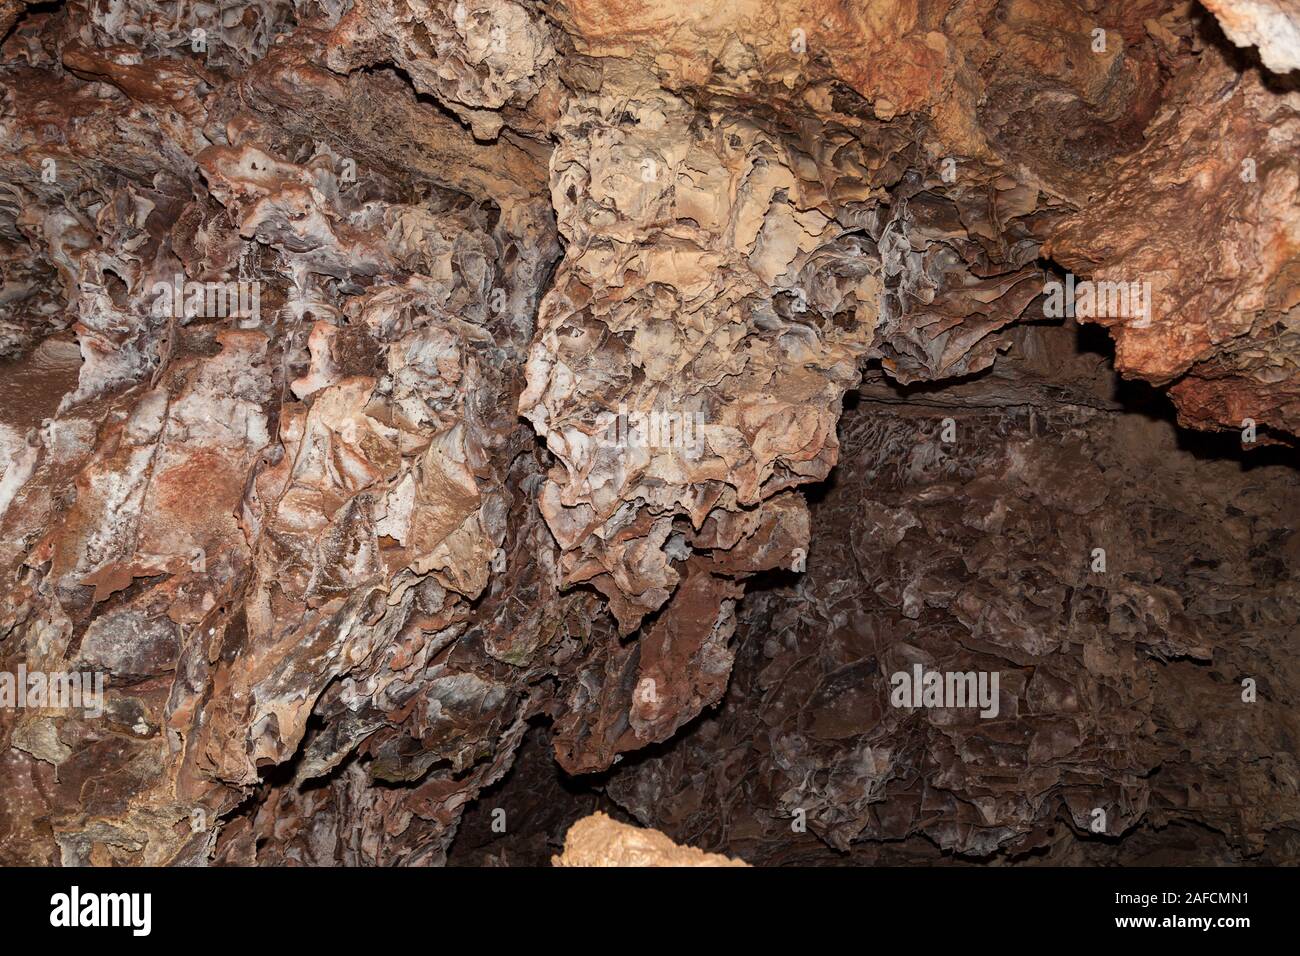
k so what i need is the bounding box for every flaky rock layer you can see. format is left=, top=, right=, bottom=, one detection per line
left=0, top=0, right=1296, bottom=866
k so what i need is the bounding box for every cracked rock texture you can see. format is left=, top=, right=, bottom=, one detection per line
left=0, top=0, right=1297, bottom=866
left=595, top=324, right=1300, bottom=864
left=552, top=811, right=746, bottom=866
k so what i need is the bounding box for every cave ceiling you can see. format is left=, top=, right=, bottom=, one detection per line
left=0, top=0, right=1297, bottom=868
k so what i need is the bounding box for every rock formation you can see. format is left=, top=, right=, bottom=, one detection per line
left=552, top=811, right=747, bottom=867
left=0, top=0, right=1296, bottom=866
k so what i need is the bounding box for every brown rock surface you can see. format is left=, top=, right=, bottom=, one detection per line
left=0, top=0, right=1296, bottom=867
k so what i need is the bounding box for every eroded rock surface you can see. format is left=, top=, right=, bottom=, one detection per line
left=0, top=0, right=1296, bottom=866
left=553, top=811, right=747, bottom=867
left=596, top=325, right=1300, bottom=863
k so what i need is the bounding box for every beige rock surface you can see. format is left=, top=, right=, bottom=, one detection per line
left=553, top=812, right=747, bottom=867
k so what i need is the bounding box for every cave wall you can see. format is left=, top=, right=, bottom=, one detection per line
left=599, top=324, right=1300, bottom=864
left=0, top=0, right=1296, bottom=865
